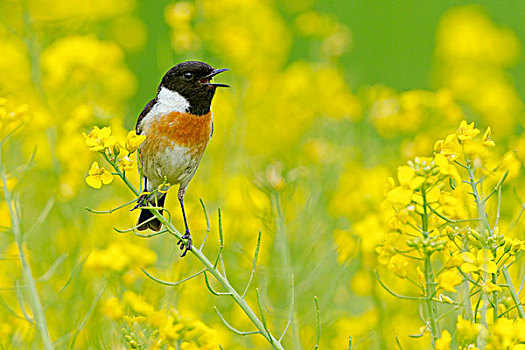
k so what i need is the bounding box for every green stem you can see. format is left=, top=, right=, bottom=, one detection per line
left=501, top=266, right=525, bottom=318
left=107, top=158, right=285, bottom=349
left=421, top=185, right=439, bottom=344
left=460, top=235, right=474, bottom=321
left=465, top=164, right=491, bottom=237
left=424, top=254, right=439, bottom=345
left=0, top=150, right=54, bottom=349
left=492, top=273, right=498, bottom=324
left=271, top=192, right=301, bottom=349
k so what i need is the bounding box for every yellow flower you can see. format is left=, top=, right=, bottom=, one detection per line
left=434, top=133, right=461, bottom=160
left=482, top=280, right=502, bottom=293
left=83, top=126, right=118, bottom=152
left=120, top=155, right=134, bottom=172
left=101, top=297, right=124, bottom=320
left=123, top=291, right=155, bottom=316
left=85, top=161, right=113, bottom=189
left=456, top=120, right=480, bottom=141
left=437, top=269, right=462, bottom=293
left=386, top=165, right=424, bottom=205
left=505, top=237, right=525, bottom=254
left=489, top=318, right=525, bottom=349
left=125, top=130, right=146, bottom=153
left=444, top=252, right=464, bottom=268
left=397, top=166, right=424, bottom=189
left=386, top=186, right=413, bottom=205
left=482, top=127, right=495, bottom=147
left=387, top=254, right=409, bottom=278
left=456, top=315, right=481, bottom=344
left=434, top=153, right=461, bottom=184
left=436, top=330, right=452, bottom=350
left=461, top=249, right=497, bottom=274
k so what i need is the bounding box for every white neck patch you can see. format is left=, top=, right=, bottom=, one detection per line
left=138, top=87, right=191, bottom=134
left=156, top=87, right=190, bottom=114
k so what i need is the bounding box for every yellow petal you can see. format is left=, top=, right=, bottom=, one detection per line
left=86, top=175, right=102, bottom=189
left=461, top=252, right=476, bottom=263
left=397, top=166, right=415, bottom=186
left=477, top=249, right=494, bottom=263
left=426, top=186, right=440, bottom=203
left=481, top=261, right=497, bottom=274
left=88, top=161, right=100, bottom=176
left=98, top=126, right=112, bottom=140
left=461, top=262, right=478, bottom=274
left=100, top=170, right=113, bottom=185
left=387, top=186, right=413, bottom=205
left=482, top=127, right=495, bottom=147
left=434, top=153, right=449, bottom=173
left=409, top=176, right=425, bottom=190
left=104, top=135, right=118, bottom=148
left=483, top=280, right=501, bottom=293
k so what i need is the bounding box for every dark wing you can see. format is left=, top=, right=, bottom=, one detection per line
left=135, top=98, right=156, bottom=134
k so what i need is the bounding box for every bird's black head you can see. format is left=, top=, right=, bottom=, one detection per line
left=159, top=61, right=229, bottom=116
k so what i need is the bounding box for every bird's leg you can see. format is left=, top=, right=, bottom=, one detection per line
left=131, top=177, right=149, bottom=211
left=176, top=186, right=192, bottom=257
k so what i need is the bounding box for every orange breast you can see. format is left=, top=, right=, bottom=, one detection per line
left=146, top=111, right=212, bottom=154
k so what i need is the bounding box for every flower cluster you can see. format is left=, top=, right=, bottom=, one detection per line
left=377, top=120, right=525, bottom=348
left=101, top=292, right=226, bottom=349
left=83, top=126, right=145, bottom=189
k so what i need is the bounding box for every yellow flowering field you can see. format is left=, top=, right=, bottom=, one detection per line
left=1, top=1, right=525, bottom=349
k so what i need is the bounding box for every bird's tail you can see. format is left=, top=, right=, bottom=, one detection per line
left=136, top=194, right=166, bottom=231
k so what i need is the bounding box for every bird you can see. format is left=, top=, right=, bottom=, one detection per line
left=134, top=61, right=229, bottom=256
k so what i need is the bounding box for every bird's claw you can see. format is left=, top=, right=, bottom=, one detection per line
left=177, top=231, right=193, bottom=257
left=130, top=194, right=148, bottom=211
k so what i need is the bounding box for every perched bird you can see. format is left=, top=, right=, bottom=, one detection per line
left=134, top=61, right=229, bottom=256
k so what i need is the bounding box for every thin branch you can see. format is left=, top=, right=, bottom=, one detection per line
left=85, top=197, right=137, bottom=214
left=15, top=281, right=33, bottom=324
left=132, top=229, right=168, bottom=238
left=141, top=268, right=205, bottom=287
left=199, top=199, right=211, bottom=250
left=243, top=231, right=262, bottom=298
left=0, top=144, right=53, bottom=349
left=375, top=271, right=425, bottom=301
left=279, top=274, right=295, bottom=342
left=427, top=203, right=479, bottom=224
left=213, top=209, right=225, bottom=269
left=501, top=265, right=525, bottom=318
left=314, top=296, right=321, bottom=349
left=213, top=306, right=261, bottom=336
left=256, top=288, right=271, bottom=341
left=482, top=170, right=509, bottom=204
left=203, top=272, right=232, bottom=296
left=36, top=253, right=67, bottom=282
left=25, top=196, right=55, bottom=238
left=67, top=286, right=104, bottom=349
left=493, top=186, right=502, bottom=231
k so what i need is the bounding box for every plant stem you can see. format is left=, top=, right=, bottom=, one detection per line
left=464, top=162, right=497, bottom=350
left=460, top=234, right=474, bottom=321
left=465, top=164, right=491, bottom=236
left=421, top=185, right=439, bottom=344
left=108, top=158, right=285, bottom=349
left=501, top=266, right=525, bottom=318
left=424, top=254, right=439, bottom=345
left=0, top=151, right=54, bottom=349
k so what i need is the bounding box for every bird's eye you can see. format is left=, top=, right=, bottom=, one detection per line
left=183, top=72, right=193, bottom=80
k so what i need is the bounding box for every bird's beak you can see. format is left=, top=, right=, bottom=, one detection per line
left=200, top=68, right=230, bottom=88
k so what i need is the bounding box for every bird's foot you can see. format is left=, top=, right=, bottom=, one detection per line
left=177, top=231, right=193, bottom=257
left=130, top=193, right=148, bottom=211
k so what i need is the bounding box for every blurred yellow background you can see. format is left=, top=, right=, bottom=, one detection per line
left=1, top=0, right=525, bottom=349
